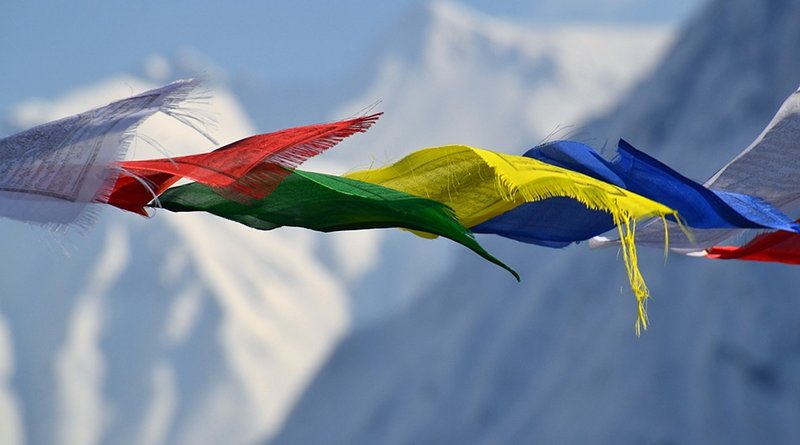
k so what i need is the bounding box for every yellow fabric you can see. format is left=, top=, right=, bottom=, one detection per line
left=346, top=145, right=679, bottom=333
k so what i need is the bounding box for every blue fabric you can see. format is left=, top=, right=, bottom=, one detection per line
left=473, top=197, right=614, bottom=248
left=612, top=139, right=799, bottom=231
left=712, top=190, right=800, bottom=231
left=473, top=139, right=800, bottom=247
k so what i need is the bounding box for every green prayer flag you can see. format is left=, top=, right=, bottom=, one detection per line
left=158, top=170, right=519, bottom=280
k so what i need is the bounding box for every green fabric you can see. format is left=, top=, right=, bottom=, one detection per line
left=158, top=169, right=519, bottom=280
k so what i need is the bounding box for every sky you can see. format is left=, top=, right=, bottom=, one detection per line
left=0, top=0, right=702, bottom=112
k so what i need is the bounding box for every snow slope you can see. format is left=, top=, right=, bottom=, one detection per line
left=0, top=77, right=350, bottom=445
left=272, top=0, right=800, bottom=444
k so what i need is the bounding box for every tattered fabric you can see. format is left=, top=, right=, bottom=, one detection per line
left=156, top=169, right=518, bottom=279
left=0, top=79, right=201, bottom=229
left=105, top=113, right=381, bottom=215
left=345, top=144, right=678, bottom=333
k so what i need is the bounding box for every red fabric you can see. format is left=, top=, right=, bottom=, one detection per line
left=706, top=226, right=800, bottom=264
left=104, top=113, right=381, bottom=214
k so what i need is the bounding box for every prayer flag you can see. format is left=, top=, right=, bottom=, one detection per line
left=157, top=169, right=519, bottom=279
left=0, top=79, right=202, bottom=229
left=706, top=225, right=800, bottom=264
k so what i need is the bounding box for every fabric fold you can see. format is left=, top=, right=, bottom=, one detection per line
left=157, top=169, right=519, bottom=279
left=473, top=140, right=621, bottom=247
left=600, top=86, right=800, bottom=251
left=479, top=139, right=800, bottom=250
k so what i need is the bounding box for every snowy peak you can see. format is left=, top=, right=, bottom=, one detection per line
left=392, top=0, right=534, bottom=60
left=392, top=0, right=668, bottom=78
left=314, top=1, right=672, bottom=171
left=591, top=0, right=800, bottom=179
left=391, top=0, right=631, bottom=79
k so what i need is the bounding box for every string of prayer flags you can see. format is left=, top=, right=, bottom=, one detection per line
left=7, top=79, right=800, bottom=334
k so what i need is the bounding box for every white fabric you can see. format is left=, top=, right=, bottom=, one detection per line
left=0, top=80, right=199, bottom=229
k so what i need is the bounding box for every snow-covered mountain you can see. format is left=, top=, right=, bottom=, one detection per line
left=0, top=2, right=673, bottom=445
left=272, top=0, right=800, bottom=444
left=589, top=0, right=800, bottom=179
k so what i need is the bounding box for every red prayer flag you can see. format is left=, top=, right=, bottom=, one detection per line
left=706, top=225, right=800, bottom=264
left=104, top=113, right=381, bottom=215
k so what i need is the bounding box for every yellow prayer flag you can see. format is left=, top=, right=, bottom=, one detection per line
left=346, top=145, right=679, bottom=334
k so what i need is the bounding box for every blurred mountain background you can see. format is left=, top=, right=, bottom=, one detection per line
left=273, top=0, right=800, bottom=444
left=5, top=0, right=799, bottom=444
